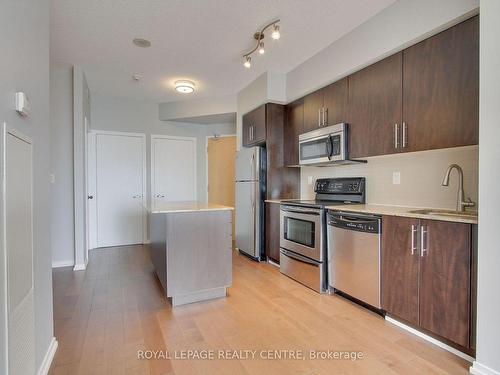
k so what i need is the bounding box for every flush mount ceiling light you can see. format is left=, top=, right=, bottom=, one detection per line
left=242, top=19, right=280, bottom=68
left=174, top=80, right=195, bottom=94
left=133, top=38, right=151, bottom=48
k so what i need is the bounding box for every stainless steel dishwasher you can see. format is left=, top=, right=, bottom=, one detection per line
left=327, top=211, right=381, bottom=309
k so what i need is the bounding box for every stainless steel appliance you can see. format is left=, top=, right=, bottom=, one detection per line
left=327, top=211, right=381, bottom=308
left=235, top=146, right=266, bottom=260
left=279, top=177, right=365, bottom=293
left=299, top=123, right=347, bottom=165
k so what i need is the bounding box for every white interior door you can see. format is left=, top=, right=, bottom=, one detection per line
left=2, top=124, right=35, bottom=375
left=87, top=131, right=97, bottom=250
left=96, top=132, right=145, bottom=247
left=152, top=136, right=196, bottom=209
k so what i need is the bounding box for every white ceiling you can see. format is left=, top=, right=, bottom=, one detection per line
left=50, top=0, right=396, bottom=103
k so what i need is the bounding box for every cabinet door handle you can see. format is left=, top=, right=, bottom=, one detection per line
left=323, top=107, right=328, bottom=126
left=420, top=225, right=428, bottom=257
left=248, top=125, right=251, bottom=141
left=394, top=123, right=399, bottom=149
left=402, top=122, right=407, bottom=148
left=318, top=108, right=322, bottom=127
left=411, top=224, right=418, bottom=255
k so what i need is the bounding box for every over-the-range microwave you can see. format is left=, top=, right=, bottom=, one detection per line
left=299, top=123, right=348, bottom=166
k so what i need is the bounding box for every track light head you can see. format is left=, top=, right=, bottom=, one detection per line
left=271, top=24, right=280, bottom=40
left=258, top=42, right=265, bottom=54
left=244, top=56, right=251, bottom=68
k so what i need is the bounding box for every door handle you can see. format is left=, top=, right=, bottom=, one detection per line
left=325, top=135, right=333, bottom=160
left=411, top=224, right=418, bottom=255
left=394, top=123, right=399, bottom=149
left=87, top=195, right=94, bottom=200
left=402, top=122, right=407, bottom=148
left=420, top=225, right=428, bottom=257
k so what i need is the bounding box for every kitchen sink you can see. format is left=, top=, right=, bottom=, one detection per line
left=408, top=209, right=478, bottom=219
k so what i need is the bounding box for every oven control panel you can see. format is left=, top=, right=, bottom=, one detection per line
left=315, top=177, right=365, bottom=195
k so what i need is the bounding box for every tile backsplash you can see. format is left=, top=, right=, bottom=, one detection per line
left=300, top=145, right=478, bottom=210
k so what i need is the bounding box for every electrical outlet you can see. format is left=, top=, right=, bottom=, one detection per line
left=392, top=171, right=401, bottom=185
left=307, top=176, right=314, bottom=186
left=49, top=174, right=56, bottom=184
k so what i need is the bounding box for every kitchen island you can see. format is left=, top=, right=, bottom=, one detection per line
left=149, top=201, right=233, bottom=306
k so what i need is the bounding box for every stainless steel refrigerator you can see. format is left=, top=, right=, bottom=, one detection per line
left=235, top=146, right=266, bottom=260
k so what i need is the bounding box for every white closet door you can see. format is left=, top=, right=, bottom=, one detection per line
left=96, top=133, right=145, bottom=247
left=3, top=125, right=35, bottom=375
left=152, top=136, right=196, bottom=209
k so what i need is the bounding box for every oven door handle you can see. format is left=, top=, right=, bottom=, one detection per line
left=280, top=249, right=320, bottom=266
left=281, top=207, right=320, bottom=215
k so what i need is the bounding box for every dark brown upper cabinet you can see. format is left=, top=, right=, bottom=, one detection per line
left=302, top=78, right=348, bottom=133
left=303, top=89, right=324, bottom=133
left=323, top=78, right=349, bottom=127
left=403, top=16, right=479, bottom=152
left=242, top=104, right=266, bottom=146
left=382, top=215, right=473, bottom=349
left=347, top=53, right=403, bottom=158
left=381, top=215, right=420, bottom=326
left=284, top=99, right=303, bottom=166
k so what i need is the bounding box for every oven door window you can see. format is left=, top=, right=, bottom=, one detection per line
left=300, top=136, right=331, bottom=161
left=284, top=217, right=315, bottom=248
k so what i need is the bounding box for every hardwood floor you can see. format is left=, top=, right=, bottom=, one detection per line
left=49, top=245, right=470, bottom=375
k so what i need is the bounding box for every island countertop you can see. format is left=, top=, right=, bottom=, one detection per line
left=150, top=200, right=234, bottom=214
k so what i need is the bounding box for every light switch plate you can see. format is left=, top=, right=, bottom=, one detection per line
left=392, top=171, right=401, bottom=185
left=49, top=174, right=55, bottom=184
left=307, top=176, right=313, bottom=186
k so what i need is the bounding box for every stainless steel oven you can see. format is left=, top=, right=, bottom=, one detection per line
left=279, top=205, right=327, bottom=293
left=299, top=123, right=347, bottom=166
left=280, top=205, right=324, bottom=262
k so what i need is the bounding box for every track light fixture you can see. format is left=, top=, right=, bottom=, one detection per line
left=243, top=20, right=280, bottom=68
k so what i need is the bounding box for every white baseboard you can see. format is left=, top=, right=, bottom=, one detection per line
left=385, top=316, right=474, bottom=363
left=73, top=263, right=86, bottom=271
left=470, top=362, right=500, bottom=375
left=37, top=337, right=58, bottom=375
left=51, top=260, right=74, bottom=268
left=267, top=258, right=280, bottom=268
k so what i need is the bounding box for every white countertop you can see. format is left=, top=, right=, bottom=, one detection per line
left=326, top=204, right=478, bottom=225
left=150, top=201, right=234, bottom=214
left=265, top=198, right=301, bottom=204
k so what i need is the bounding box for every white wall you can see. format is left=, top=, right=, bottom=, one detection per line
left=0, top=0, right=54, bottom=372
left=159, top=94, right=236, bottom=121
left=471, top=1, right=500, bottom=374
left=50, top=63, right=75, bottom=267
left=286, top=0, right=479, bottom=101
left=301, top=146, right=478, bottom=209
left=91, top=93, right=235, bottom=209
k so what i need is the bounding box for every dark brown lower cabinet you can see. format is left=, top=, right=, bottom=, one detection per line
left=382, top=216, right=473, bottom=349
left=381, top=216, right=420, bottom=326
left=419, top=219, right=471, bottom=348
left=265, top=202, right=281, bottom=263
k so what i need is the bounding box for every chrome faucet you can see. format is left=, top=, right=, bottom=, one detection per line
left=442, top=164, right=475, bottom=212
